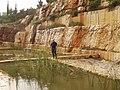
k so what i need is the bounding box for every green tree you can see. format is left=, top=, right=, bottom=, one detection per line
left=89, top=0, right=101, bottom=10
left=109, top=0, right=120, bottom=7
left=7, top=0, right=9, bottom=16
left=0, top=7, right=36, bottom=23
left=9, top=8, right=13, bottom=15
left=13, top=3, right=17, bottom=14
left=46, top=0, right=56, bottom=3
left=17, top=9, right=27, bottom=19
left=37, top=0, right=43, bottom=8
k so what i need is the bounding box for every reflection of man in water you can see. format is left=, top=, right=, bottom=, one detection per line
left=50, top=40, right=57, bottom=59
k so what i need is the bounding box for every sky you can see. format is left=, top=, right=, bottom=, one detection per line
left=0, top=0, right=47, bottom=13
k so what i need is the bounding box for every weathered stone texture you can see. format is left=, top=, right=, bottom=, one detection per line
left=21, top=15, right=33, bottom=26
left=82, top=6, right=120, bottom=26
left=55, top=14, right=71, bottom=26
left=14, top=23, right=120, bottom=61
left=81, top=25, right=120, bottom=52
left=14, top=2, right=120, bottom=61
left=35, top=27, right=65, bottom=46
left=0, top=25, right=18, bottom=42
left=14, top=32, right=25, bottom=44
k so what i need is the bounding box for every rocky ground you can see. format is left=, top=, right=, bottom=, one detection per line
left=57, top=58, right=120, bottom=80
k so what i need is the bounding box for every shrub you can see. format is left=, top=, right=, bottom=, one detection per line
left=33, top=18, right=46, bottom=24
left=49, top=13, right=58, bottom=21
left=69, top=21, right=83, bottom=26
left=46, top=0, right=57, bottom=3
left=33, top=19, right=42, bottom=24
left=71, top=8, right=78, bottom=17
left=109, top=0, right=120, bottom=7
left=47, top=23, right=65, bottom=29
left=89, top=0, right=101, bottom=11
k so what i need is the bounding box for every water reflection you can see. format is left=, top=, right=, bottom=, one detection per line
left=0, top=50, right=120, bottom=90
left=0, top=60, right=120, bottom=90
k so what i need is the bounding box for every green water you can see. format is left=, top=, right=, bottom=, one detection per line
left=0, top=50, right=120, bottom=90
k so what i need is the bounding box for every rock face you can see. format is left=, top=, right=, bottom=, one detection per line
left=14, top=1, right=120, bottom=61
left=14, top=23, right=120, bottom=61
left=0, top=25, right=18, bottom=42
left=21, top=15, right=34, bottom=26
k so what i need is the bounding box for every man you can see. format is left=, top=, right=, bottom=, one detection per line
left=50, top=40, right=57, bottom=59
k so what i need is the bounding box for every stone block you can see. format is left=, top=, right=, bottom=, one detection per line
left=55, top=14, right=71, bottom=26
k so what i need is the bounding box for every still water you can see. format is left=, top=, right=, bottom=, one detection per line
left=0, top=49, right=120, bottom=90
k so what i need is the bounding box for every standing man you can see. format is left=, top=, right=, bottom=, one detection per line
left=51, top=40, right=57, bottom=59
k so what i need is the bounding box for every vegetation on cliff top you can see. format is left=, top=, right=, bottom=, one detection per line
left=46, top=0, right=56, bottom=3
left=89, top=0, right=101, bottom=10
left=0, top=8, right=36, bottom=24
left=0, top=0, right=44, bottom=24
left=109, top=0, right=120, bottom=9
left=1, top=0, right=120, bottom=24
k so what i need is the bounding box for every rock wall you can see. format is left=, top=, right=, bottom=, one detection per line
left=0, top=25, right=18, bottom=42
left=14, top=1, right=120, bottom=61
left=81, top=6, right=120, bottom=26
left=14, top=23, right=120, bottom=61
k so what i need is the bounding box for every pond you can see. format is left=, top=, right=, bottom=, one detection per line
left=0, top=49, right=120, bottom=90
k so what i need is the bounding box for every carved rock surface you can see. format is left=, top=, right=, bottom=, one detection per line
left=21, top=15, right=34, bottom=26
left=0, top=25, right=18, bottom=42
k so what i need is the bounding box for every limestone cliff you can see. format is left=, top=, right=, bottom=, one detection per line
left=14, top=0, right=120, bottom=61
left=0, top=24, right=19, bottom=42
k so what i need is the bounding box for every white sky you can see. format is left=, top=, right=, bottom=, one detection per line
left=0, top=0, right=47, bottom=13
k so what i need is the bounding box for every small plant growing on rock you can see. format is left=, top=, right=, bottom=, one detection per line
left=47, top=23, right=65, bottom=29
left=89, top=0, right=101, bottom=11
left=33, top=17, right=46, bottom=24
left=49, top=12, right=58, bottom=21
left=71, top=8, right=78, bottom=17
left=69, top=21, right=84, bottom=26
left=109, top=0, right=120, bottom=8
left=46, top=0, right=57, bottom=3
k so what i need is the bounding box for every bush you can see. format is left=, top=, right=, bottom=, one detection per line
left=33, top=18, right=46, bottom=24
left=46, top=0, right=56, bottom=3
left=47, top=23, right=65, bottom=29
left=0, top=8, right=36, bottom=24
left=109, top=0, right=120, bottom=8
left=33, top=19, right=42, bottom=24
left=71, top=8, right=78, bottom=17
left=89, top=0, right=101, bottom=11
left=49, top=13, right=58, bottom=21
left=69, top=21, right=83, bottom=26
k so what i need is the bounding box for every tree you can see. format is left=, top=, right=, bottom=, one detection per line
left=0, top=7, right=36, bottom=23
left=9, top=8, right=13, bottom=15
left=46, top=0, right=56, bottom=3
left=37, top=0, right=43, bottom=8
left=7, top=0, right=9, bottom=16
left=13, top=3, right=17, bottom=15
